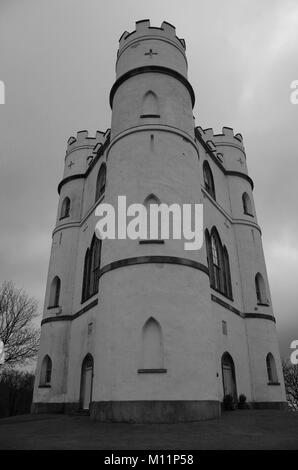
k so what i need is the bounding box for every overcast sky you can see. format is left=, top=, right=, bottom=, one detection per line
left=0, top=0, right=297, bottom=361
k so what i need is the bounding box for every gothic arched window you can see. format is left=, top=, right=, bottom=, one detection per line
left=203, top=161, right=216, bottom=200
left=95, top=163, right=106, bottom=202
left=141, top=91, right=160, bottom=117
left=255, top=272, right=268, bottom=304
left=60, top=197, right=70, bottom=219
left=48, top=276, right=61, bottom=308
left=142, top=317, right=164, bottom=370
left=205, top=228, right=233, bottom=299
left=242, top=192, right=253, bottom=216
left=82, top=248, right=91, bottom=302
left=40, top=355, right=52, bottom=386
left=211, top=230, right=222, bottom=291
left=82, top=236, right=102, bottom=302
left=266, top=353, right=278, bottom=383
left=143, top=194, right=162, bottom=241
left=223, top=247, right=233, bottom=299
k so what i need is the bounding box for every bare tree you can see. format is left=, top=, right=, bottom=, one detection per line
left=282, top=360, right=298, bottom=410
left=0, top=281, right=40, bottom=368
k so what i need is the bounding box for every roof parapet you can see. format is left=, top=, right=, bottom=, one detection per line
left=118, top=19, right=186, bottom=53
left=196, top=126, right=245, bottom=151
left=66, top=129, right=110, bottom=155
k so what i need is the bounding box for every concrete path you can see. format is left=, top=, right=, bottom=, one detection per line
left=0, top=410, right=297, bottom=450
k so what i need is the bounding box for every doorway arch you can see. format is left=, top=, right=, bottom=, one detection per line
left=80, top=354, right=94, bottom=410
left=221, top=352, right=237, bottom=401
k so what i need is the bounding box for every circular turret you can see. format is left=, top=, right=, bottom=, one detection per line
left=110, top=20, right=195, bottom=138
left=116, top=20, right=187, bottom=79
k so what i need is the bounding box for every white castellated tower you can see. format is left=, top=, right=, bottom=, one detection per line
left=32, top=20, right=286, bottom=422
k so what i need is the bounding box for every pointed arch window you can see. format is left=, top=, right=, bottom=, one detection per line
left=82, top=248, right=91, bottom=302
left=266, top=353, right=278, bottom=384
left=221, top=352, right=237, bottom=401
left=140, top=91, right=160, bottom=118
left=203, top=161, right=216, bottom=200
left=211, top=231, right=222, bottom=291
left=40, top=355, right=52, bottom=386
left=80, top=354, right=94, bottom=410
left=48, top=276, right=61, bottom=308
left=255, top=272, right=268, bottom=305
left=242, top=192, right=253, bottom=216
left=95, top=163, right=106, bottom=202
left=223, top=247, right=233, bottom=299
left=82, top=236, right=102, bottom=302
left=144, top=193, right=161, bottom=207
left=205, top=228, right=233, bottom=299
left=140, top=194, right=164, bottom=243
left=138, top=317, right=166, bottom=373
left=60, top=197, right=70, bottom=219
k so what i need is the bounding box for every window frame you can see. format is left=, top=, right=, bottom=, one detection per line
left=60, top=197, right=71, bottom=220
left=203, top=161, right=216, bottom=200
left=48, top=276, right=61, bottom=308
left=95, top=163, right=107, bottom=202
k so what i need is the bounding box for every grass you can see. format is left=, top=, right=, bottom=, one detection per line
left=0, top=409, right=298, bottom=450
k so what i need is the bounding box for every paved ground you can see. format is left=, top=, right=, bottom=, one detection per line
left=0, top=410, right=298, bottom=449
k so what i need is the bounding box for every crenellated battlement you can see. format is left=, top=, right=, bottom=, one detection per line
left=196, top=126, right=245, bottom=152
left=118, top=20, right=186, bottom=54
left=66, top=129, right=110, bottom=155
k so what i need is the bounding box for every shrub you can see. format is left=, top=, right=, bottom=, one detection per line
left=238, top=394, right=249, bottom=409
left=223, top=394, right=235, bottom=411
left=239, top=394, right=247, bottom=404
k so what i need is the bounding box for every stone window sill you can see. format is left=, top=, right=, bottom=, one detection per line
left=140, top=114, right=160, bottom=118
left=257, top=302, right=270, bottom=307
left=38, top=384, right=51, bottom=388
left=47, top=305, right=60, bottom=310
left=268, top=382, right=280, bottom=386
left=138, top=368, right=167, bottom=374
left=211, top=286, right=234, bottom=303
left=81, top=291, right=98, bottom=305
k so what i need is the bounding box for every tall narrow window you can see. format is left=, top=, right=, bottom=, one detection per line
left=60, top=197, right=70, bottom=219
left=211, top=232, right=221, bottom=291
left=223, top=247, right=233, bottom=299
left=142, top=318, right=163, bottom=370
left=82, top=248, right=91, bottom=302
left=205, top=229, right=214, bottom=286
left=266, top=353, right=278, bottom=383
left=221, top=352, right=237, bottom=401
left=48, top=276, right=61, bottom=307
left=242, top=192, right=253, bottom=215
left=141, top=91, right=159, bottom=117
left=95, top=163, right=106, bottom=202
left=255, top=272, right=268, bottom=304
left=142, top=194, right=163, bottom=241
left=80, top=354, right=94, bottom=410
left=205, top=228, right=233, bottom=299
left=90, top=236, right=102, bottom=296
left=203, top=161, right=216, bottom=200
left=40, top=355, right=52, bottom=386
left=82, top=236, right=102, bottom=302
